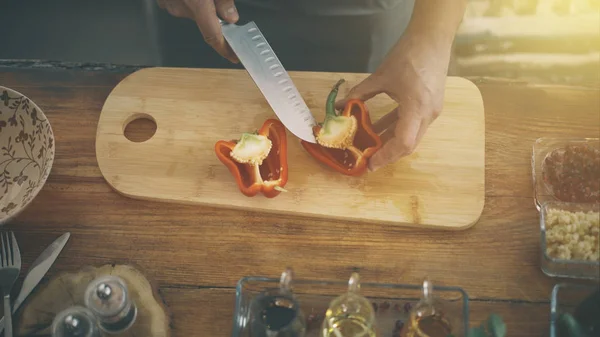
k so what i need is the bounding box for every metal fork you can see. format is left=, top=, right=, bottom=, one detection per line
left=0, top=232, right=21, bottom=337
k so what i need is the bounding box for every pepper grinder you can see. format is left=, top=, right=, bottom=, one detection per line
left=51, top=306, right=101, bottom=337
left=84, top=275, right=138, bottom=334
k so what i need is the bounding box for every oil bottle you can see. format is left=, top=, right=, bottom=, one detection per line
left=400, top=278, right=453, bottom=337
left=321, top=272, right=377, bottom=337
left=249, top=267, right=306, bottom=337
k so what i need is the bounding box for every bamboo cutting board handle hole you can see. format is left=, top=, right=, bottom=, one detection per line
left=123, top=113, right=157, bottom=143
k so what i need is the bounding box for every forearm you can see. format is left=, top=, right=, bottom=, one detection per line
left=404, top=0, right=468, bottom=48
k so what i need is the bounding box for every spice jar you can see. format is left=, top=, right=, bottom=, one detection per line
left=84, top=275, right=137, bottom=334
left=51, top=306, right=101, bottom=337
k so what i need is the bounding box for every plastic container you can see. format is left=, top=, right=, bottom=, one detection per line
left=532, top=137, right=599, bottom=211
left=231, top=275, right=470, bottom=337
left=550, top=283, right=600, bottom=337
left=540, top=201, right=600, bottom=280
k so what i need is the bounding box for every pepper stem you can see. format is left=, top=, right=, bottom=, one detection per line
left=325, top=79, right=345, bottom=118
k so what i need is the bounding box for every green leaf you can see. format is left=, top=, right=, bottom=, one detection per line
left=557, top=312, right=589, bottom=337
left=487, top=313, right=507, bottom=337
left=468, top=325, right=488, bottom=337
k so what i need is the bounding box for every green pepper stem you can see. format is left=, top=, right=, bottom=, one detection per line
left=325, top=79, right=345, bottom=118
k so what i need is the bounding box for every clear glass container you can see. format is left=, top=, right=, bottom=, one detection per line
left=231, top=276, right=469, bottom=337
left=540, top=201, right=600, bottom=280
left=84, top=275, right=138, bottom=333
left=248, top=268, right=306, bottom=337
left=321, top=272, right=377, bottom=337
left=401, top=278, right=456, bottom=337
left=51, top=306, right=101, bottom=337
left=531, top=137, right=599, bottom=211
left=550, top=283, right=600, bottom=337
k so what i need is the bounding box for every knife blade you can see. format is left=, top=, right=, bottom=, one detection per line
left=0, top=232, right=70, bottom=332
left=220, top=20, right=318, bottom=143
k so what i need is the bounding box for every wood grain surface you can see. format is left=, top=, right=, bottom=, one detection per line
left=1, top=68, right=599, bottom=337
left=95, top=67, right=485, bottom=230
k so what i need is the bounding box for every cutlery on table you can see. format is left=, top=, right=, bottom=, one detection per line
left=0, top=231, right=21, bottom=337
left=219, top=19, right=318, bottom=144
left=0, top=232, right=70, bottom=333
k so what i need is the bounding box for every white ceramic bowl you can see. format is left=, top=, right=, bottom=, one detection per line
left=0, top=86, right=55, bottom=225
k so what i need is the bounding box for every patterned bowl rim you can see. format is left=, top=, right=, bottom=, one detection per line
left=0, top=85, right=55, bottom=224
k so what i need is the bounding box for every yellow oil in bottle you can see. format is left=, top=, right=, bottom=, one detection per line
left=322, top=311, right=377, bottom=337
left=321, top=272, right=377, bottom=337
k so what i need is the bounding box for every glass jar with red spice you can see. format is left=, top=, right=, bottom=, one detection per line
left=532, top=138, right=600, bottom=209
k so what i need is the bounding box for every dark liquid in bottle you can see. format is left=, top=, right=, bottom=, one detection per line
left=261, top=303, right=297, bottom=331
left=251, top=295, right=302, bottom=337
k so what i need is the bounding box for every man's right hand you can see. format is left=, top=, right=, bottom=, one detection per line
left=157, top=0, right=240, bottom=62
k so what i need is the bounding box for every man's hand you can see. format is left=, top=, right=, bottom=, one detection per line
left=156, top=0, right=240, bottom=62
left=336, top=0, right=467, bottom=172
left=335, top=33, right=450, bottom=172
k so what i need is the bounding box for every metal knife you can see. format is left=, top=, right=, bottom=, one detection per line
left=0, top=232, right=70, bottom=332
left=220, top=20, right=318, bottom=143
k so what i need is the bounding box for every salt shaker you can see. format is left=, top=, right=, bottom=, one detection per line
left=51, top=306, right=101, bottom=337
left=84, top=275, right=138, bottom=334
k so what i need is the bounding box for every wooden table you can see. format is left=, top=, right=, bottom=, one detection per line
left=1, top=67, right=599, bottom=336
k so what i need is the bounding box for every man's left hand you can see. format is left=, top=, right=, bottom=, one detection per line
left=335, top=33, right=453, bottom=172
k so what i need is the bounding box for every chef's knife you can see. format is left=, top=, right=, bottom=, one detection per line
left=0, top=232, right=70, bottom=332
left=220, top=20, right=318, bottom=143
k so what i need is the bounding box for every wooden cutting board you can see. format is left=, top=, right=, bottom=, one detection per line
left=96, top=67, right=485, bottom=230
